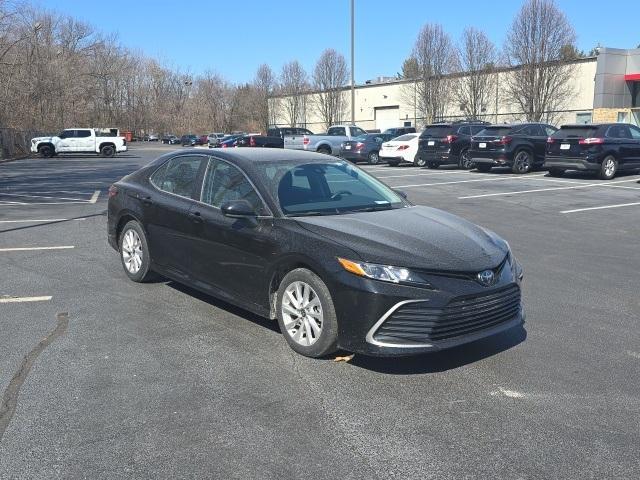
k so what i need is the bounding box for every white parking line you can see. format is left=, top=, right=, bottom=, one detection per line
left=394, top=173, right=548, bottom=188
left=0, top=192, right=91, bottom=202
left=0, top=246, right=75, bottom=252
left=0, top=218, right=67, bottom=223
left=375, top=170, right=491, bottom=179
left=561, top=202, right=640, bottom=214
left=0, top=296, right=52, bottom=304
left=89, top=190, right=100, bottom=203
left=458, top=178, right=640, bottom=199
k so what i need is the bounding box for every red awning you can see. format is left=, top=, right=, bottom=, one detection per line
left=625, top=73, right=640, bottom=81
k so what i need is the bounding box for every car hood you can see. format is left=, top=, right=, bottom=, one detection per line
left=295, top=206, right=507, bottom=272
left=31, top=136, right=56, bottom=142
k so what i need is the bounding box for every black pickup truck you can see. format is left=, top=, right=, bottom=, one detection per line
left=235, top=135, right=284, bottom=148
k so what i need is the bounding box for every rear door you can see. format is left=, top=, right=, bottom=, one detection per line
left=146, top=154, right=208, bottom=277
left=75, top=129, right=94, bottom=152
left=188, top=158, right=276, bottom=306
left=606, top=125, right=635, bottom=168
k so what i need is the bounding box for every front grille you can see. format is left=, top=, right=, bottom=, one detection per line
left=374, top=284, right=521, bottom=345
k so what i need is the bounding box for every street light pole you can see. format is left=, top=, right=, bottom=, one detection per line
left=350, top=0, right=355, bottom=125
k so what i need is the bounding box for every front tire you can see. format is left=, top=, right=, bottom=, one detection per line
left=387, top=159, right=400, bottom=167
left=414, top=155, right=427, bottom=167
left=458, top=149, right=474, bottom=169
left=476, top=164, right=492, bottom=172
left=276, top=268, right=338, bottom=358
left=599, top=155, right=617, bottom=180
left=119, top=221, right=155, bottom=283
left=512, top=150, right=532, bottom=174
left=39, top=145, right=53, bottom=158
left=548, top=168, right=565, bottom=177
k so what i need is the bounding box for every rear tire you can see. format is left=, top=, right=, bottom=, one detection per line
left=276, top=268, right=339, bottom=358
left=101, top=145, right=115, bottom=157
left=119, top=221, right=156, bottom=283
left=548, top=168, right=565, bottom=177
left=476, top=164, right=492, bottom=173
left=317, top=146, right=332, bottom=155
left=599, top=155, right=617, bottom=180
left=387, top=160, right=400, bottom=167
left=367, top=151, right=380, bottom=164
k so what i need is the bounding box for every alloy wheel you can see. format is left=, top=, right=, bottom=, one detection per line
left=281, top=281, right=323, bottom=346
left=121, top=229, right=143, bottom=274
left=603, top=158, right=616, bottom=177
left=368, top=151, right=379, bottom=164
left=459, top=150, right=473, bottom=169
left=513, top=151, right=531, bottom=173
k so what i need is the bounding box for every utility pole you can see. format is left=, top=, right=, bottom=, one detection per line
left=350, top=0, right=355, bottom=125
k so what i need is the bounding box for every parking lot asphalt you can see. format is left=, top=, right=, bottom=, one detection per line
left=1, top=144, right=639, bottom=479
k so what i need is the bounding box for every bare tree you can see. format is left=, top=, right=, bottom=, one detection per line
left=312, top=48, right=348, bottom=129
left=408, top=23, right=457, bottom=124
left=504, top=0, right=577, bottom=123
left=454, top=27, right=496, bottom=120
left=254, top=64, right=276, bottom=132
left=280, top=60, right=308, bottom=127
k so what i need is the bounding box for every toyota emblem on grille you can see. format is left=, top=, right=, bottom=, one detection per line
left=477, top=269, right=496, bottom=287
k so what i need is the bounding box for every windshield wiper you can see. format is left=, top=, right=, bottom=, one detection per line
left=347, top=204, right=394, bottom=213
left=285, top=211, right=337, bottom=217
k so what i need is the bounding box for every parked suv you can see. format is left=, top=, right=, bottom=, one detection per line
left=469, top=123, right=557, bottom=174
left=545, top=123, right=640, bottom=180
left=417, top=121, right=490, bottom=169
left=267, top=127, right=314, bottom=138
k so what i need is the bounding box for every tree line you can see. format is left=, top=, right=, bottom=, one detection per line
left=1, top=0, right=588, bottom=138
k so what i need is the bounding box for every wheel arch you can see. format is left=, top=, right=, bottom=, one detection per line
left=115, top=210, right=145, bottom=249
left=99, top=141, right=116, bottom=151
left=266, top=255, right=330, bottom=320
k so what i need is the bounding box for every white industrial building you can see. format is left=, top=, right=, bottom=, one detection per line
left=269, top=47, right=640, bottom=132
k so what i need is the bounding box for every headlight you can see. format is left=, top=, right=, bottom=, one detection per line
left=508, top=251, right=524, bottom=283
left=337, top=257, right=432, bottom=287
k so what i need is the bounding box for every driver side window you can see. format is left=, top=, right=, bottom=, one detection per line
left=201, top=159, right=264, bottom=213
left=629, top=125, right=640, bottom=140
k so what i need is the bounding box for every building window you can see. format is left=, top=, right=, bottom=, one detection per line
left=575, top=112, right=592, bottom=124
left=633, top=82, right=640, bottom=108
left=618, top=111, right=629, bottom=123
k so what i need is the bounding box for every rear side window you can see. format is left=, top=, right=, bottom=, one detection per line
left=151, top=155, right=204, bottom=198
left=76, top=130, right=92, bottom=138
left=421, top=126, right=452, bottom=137
left=606, top=125, right=632, bottom=139
left=518, top=125, right=541, bottom=136
left=458, top=126, right=471, bottom=135
left=327, top=127, right=346, bottom=136
left=553, top=127, right=599, bottom=139
left=201, top=159, right=264, bottom=213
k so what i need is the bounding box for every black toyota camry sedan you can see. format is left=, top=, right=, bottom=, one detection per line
left=108, top=149, right=524, bottom=358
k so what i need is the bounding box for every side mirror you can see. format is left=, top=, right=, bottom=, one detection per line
left=221, top=199, right=257, bottom=218
left=394, top=189, right=408, bottom=199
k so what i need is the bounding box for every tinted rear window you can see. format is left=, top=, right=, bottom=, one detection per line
left=552, top=127, right=599, bottom=139
left=421, top=126, right=452, bottom=137
left=477, top=127, right=512, bottom=136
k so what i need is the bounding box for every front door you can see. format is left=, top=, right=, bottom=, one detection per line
left=188, top=157, right=276, bottom=308
left=56, top=129, right=75, bottom=152
left=74, top=129, right=94, bottom=153
left=145, top=154, right=208, bottom=277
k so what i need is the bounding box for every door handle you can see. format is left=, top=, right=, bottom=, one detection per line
left=140, top=195, right=153, bottom=206
left=190, top=211, right=203, bottom=223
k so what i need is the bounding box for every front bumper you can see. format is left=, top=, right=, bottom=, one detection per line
left=330, top=264, right=524, bottom=356
left=544, top=157, right=599, bottom=171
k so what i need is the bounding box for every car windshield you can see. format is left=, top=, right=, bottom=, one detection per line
left=393, top=134, right=417, bottom=142
left=477, top=127, right=513, bottom=136
left=421, top=126, right=451, bottom=137
left=261, top=160, right=406, bottom=216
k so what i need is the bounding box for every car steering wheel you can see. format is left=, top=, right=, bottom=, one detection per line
left=330, top=190, right=353, bottom=200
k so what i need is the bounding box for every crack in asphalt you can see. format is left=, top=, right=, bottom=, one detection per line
left=0, top=312, right=69, bottom=443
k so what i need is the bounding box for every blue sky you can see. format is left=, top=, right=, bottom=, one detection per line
left=37, top=0, right=639, bottom=83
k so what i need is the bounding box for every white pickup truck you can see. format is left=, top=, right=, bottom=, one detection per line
left=31, top=128, right=127, bottom=158
left=284, top=124, right=368, bottom=155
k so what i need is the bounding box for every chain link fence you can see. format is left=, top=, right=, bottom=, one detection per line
left=0, top=128, right=40, bottom=161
